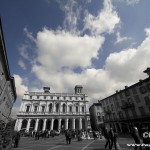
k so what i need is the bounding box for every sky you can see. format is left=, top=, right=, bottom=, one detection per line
left=1, top=0, right=150, bottom=118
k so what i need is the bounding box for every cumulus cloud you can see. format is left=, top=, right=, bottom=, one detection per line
left=35, top=28, right=104, bottom=70
left=18, top=59, right=26, bottom=70
left=14, top=74, right=28, bottom=100
left=105, top=28, right=150, bottom=86
left=84, top=0, right=120, bottom=35
left=31, top=27, right=150, bottom=103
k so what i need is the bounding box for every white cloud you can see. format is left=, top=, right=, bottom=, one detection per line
left=18, top=44, right=30, bottom=60
left=35, top=28, right=105, bottom=70
left=24, top=27, right=36, bottom=43
left=58, top=0, right=81, bottom=34
left=84, top=0, right=120, bottom=35
left=10, top=107, right=20, bottom=119
left=18, top=59, right=26, bottom=70
left=114, top=32, right=132, bottom=44
left=14, top=74, right=28, bottom=100
left=126, top=0, right=140, bottom=5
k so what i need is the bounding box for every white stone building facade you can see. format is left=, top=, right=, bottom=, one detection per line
left=0, top=19, right=17, bottom=123
left=15, top=86, right=91, bottom=132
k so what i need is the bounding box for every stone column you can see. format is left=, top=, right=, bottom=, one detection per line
left=79, top=118, right=82, bottom=130
left=65, top=118, right=68, bottom=130
left=26, top=119, right=31, bottom=132
left=51, top=118, right=54, bottom=130
left=43, top=119, right=47, bottom=131
left=14, top=119, right=19, bottom=131
left=35, top=119, right=39, bottom=131
left=17, top=119, right=23, bottom=131
left=72, top=118, right=75, bottom=130
left=58, top=118, right=62, bottom=130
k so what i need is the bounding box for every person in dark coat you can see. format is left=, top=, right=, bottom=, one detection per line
left=13, top=131, right=20, bottom=148
left=109, top=127, right=115, bottom=150
left=65, top=130, right=72, bottom=144
left=131, top=125, right=141, bottom=150
left=102, top=126, right=111, bottom=149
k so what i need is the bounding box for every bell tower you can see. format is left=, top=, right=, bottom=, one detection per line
left=74, top=85, right=83, bottom=94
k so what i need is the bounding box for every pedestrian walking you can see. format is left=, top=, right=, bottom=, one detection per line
left=102, top=126, right=111, bottom=150
left=131, top=125, right=141, bottom=150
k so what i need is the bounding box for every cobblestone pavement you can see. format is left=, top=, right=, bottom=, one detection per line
left=13, top=135, right=135, bottom=150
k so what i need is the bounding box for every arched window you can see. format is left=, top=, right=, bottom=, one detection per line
left=56, top=103, right=59, bottom=113
left=69, top=105, right=72, bottom=113
left=49, top=103, right=53, bottom=113
left=62, top=104, right=66, bottom=113
left=26, top=105, right=30, bottom=112
left=34, top=105, right=38, bottom=112
left=41, top=105, right=45, bottom=112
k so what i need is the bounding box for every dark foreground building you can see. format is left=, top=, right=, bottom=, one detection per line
left=99, top=68, right=150, bottom=133
left=89, top=103, right=104, bottom=131
left=0, top=19, right=17, bottom=123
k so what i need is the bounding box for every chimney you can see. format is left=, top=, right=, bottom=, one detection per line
left=144, top=68, right=150, bottom=77
left=43, top=87, right=50, bottom=93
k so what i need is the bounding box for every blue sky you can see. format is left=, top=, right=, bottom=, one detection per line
left=1, top=0, right=150, bottom=118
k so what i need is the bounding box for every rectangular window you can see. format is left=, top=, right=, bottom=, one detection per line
left=139, top=86, right=147, bottom=94
left=111, top=104, right=114, bottom=111
left=82, top=107, right=84, bottom=113
left=97, top=116, right=101, bottom=122
left=37, top=96, right=39, bottom=99
left=132, top=87, right=137, bottom=94
left=119, top=92, right=123, bottom=99
left=116, top=102, right=120, bottom=107
left=125, top=90, right=130, bottom=96
left=69, top=106, right=72, bottom=112
left=131, top=108, right=137, bottom=117
left=134, top=95, right=141, bottom=103
left=113, top=113, right=116, bottom=120
left=125, top=110, right=130, bottom=118
left=109, top=98, right=111, bottom=103
left=34, top=106, right=38, bottom=112
left=107, top=106, right=109, bottom=111
left=44, top=96, right=46, bottom=99
left=51, top=96, right=53, bottom=99
left=127, top=98, right=132, bottom=103
left=76, top=107, right=78, bottom=112
left=30, top=96, right=32, bottom=99
left=144, top=96, right=150, bottom=105
left=147, top=84, right=150, bottom=91
left=122, top=100, right=125, bottom=105
left=57, top=97, right=59, bottom=100
left=139, top=106, right=146, bottom=116
left=97, top=112, right=100, bottom=116
left=148, top=106, right=150, bottom=112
